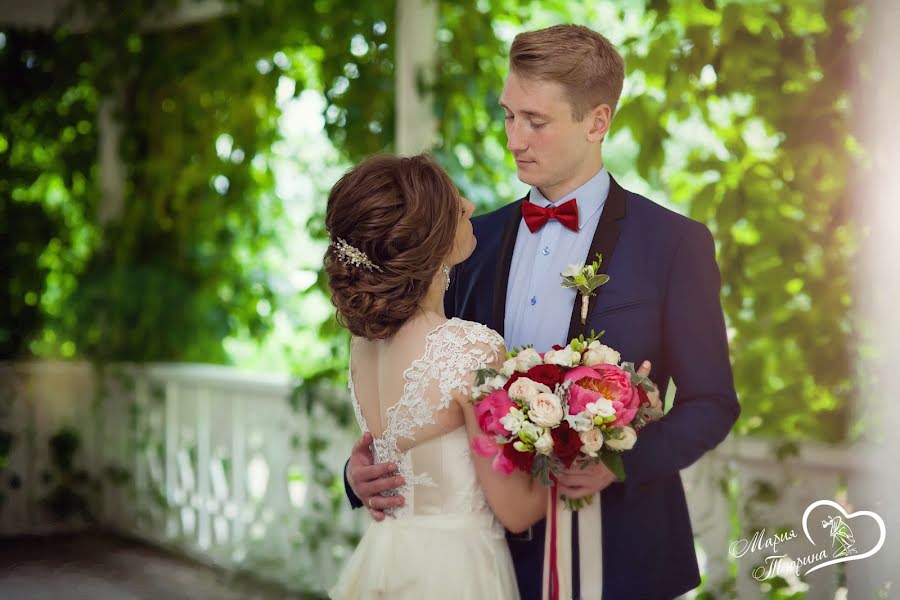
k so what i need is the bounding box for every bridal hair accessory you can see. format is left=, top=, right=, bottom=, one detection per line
left=442, top=264, right=451, bottom=291
left=330, top=236, right=383, bottom=272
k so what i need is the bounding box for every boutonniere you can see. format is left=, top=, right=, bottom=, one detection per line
left=561, top=253, right=610, bottom=325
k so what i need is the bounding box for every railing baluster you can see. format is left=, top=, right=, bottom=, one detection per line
left=164, top=378, right=178, bottom=541
left=196, top=384, right=211, bottom=551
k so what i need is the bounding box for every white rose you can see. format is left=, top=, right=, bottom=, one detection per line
left=579, top=428, right=605, bottom=457
left=500, top=358, right=517, bottom=377
left=562, top=264, right=582, bottom=278
left=534, top=430, right=554, bottom=455
left=507, top=377, right=551, bottom=402
left=514, top=348, right=543, bottom=372
left=544, top=346, right=581, bottom=368
left=542, top=349, right=560, bottom=365
left=564, top=412, right=594, bottom=433
left=605, top=426, right=637, bottom=451
left=528, top=392, right=565, bottom=428
left=582, top=343, right=621, bottom=367
left=586, top=397, right=616, bottom=419
left=500, top=409, right=527, bottom=435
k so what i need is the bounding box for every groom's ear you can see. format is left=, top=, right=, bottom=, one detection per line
left=586, top=104, right=612, bottom=144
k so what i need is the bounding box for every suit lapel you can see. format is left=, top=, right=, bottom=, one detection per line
left=490, top=195, right=527, bottom=336
left=565, top=175, right=627, bottom=342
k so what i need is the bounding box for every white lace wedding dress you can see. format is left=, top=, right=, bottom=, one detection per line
left=330, top=318, right=520, bottom=599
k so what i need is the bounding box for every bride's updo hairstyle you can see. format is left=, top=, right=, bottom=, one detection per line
left=325, top=154, right=462, bottom=340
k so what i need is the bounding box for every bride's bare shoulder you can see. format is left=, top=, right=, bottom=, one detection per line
left=349, top=335, right=378, bottom=361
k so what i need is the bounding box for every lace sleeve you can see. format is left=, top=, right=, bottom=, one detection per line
left=419, top=319, right=502, bottom=403
left=382, top=319, right=505, bottom=455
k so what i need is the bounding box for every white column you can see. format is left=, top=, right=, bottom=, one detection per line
left=395, top=0, right=438, bottom=155
left=852, top=0, right=900, bottom=596
left=97, top=95, right=125, bottom=224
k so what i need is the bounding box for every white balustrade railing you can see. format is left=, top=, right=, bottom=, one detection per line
left=680, top=435, right=865, bottom=600
left=0, top=360, right=367, bottom=595
left=0, top=361, right=863, bottom=598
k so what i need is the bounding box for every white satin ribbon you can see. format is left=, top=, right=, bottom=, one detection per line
left=542, top=492, right=603, bottom=600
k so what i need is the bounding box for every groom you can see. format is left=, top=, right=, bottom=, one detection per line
left=345, top=24, right=739, bottom=600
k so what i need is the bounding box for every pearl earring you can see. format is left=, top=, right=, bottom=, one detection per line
left=442, top=264, right=451, bottom=291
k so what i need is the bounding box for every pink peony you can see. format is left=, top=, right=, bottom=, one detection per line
left=471, top=435, right=515, bottom=475
left=563, top=364, right=640, bottom=426
left=592, top=364, right=641, bottom=426
left=568, top=382, right=600, bottom=415
left=563, top=366, right=604, bottom=386
left=474, top=389, right=516, bottom=436
left=563, top=366, right=603, bottom=415
left=472, top=434, right=499, bottom=457
left=492, top=448, right=516, bottom=475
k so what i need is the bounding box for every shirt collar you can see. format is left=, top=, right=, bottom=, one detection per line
left=527, top=167, right=610, bottom=231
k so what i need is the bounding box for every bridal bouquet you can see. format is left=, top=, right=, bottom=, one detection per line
left=470, top=332, right=663, bottom=509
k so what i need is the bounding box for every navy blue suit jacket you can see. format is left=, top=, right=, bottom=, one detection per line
left=344, top=175, right=739, bottom=599
left=444, top=176, right=739, bottom=600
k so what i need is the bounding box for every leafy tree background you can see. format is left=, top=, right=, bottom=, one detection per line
left=1, top=0, right=865, bottom=447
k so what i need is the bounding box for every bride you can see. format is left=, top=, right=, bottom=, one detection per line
left=324, top=153, right=545, bottom=599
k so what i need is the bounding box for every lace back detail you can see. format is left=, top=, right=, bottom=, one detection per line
left=349, top=318, right=505, bottom=517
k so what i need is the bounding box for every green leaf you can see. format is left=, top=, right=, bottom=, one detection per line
left=474, top=368, right=500, bottom=387
left=600, top=453, right=626, bottom=482
left=587, top=274, right=610, bottom=288
left=531, top=454, right=553, bottom=488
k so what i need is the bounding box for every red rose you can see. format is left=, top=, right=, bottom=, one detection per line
left=550, top=421, right=583, bottom=468
left=637, top=385, right=651, bottom=407
left=524, top=364, right=565, bottom=389
left=502, top=441, right=534, bottom=473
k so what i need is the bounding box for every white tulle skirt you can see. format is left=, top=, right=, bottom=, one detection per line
left=330, top=512, right=519, bottom=599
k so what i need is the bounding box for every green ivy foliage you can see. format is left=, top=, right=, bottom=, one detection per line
left=301, top=0, right=866, bottom=443
left=1, top=0, right=401, bottom=364
left=623, top=0, right=865, bottom=443
left=2, top=0, right=865, bottom=443
left=1, top=27, right=100, bottom=359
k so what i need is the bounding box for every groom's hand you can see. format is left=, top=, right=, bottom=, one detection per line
left=635, top=360, right=662, bottom=409
left=636, top=359, right=652, bottom=379
left=556, top=462, right=617, bottom=498
left=348, top=432, right=405, bottom=521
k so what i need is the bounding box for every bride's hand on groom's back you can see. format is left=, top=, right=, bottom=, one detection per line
left=348, top=432, right=406, bottom=521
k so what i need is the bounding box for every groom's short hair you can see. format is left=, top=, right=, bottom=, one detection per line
left=510, top=24, right=625, bottom=122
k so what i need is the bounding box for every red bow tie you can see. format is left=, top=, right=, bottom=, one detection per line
left=522, top=198, right=579, bottom=233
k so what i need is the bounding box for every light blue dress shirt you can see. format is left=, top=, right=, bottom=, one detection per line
left=504, top=167, right=610, bottom=352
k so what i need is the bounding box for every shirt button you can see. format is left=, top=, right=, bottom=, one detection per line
left=542, top=246, right=550, bottom=256
left=530, top=296, right=537, bottom=305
